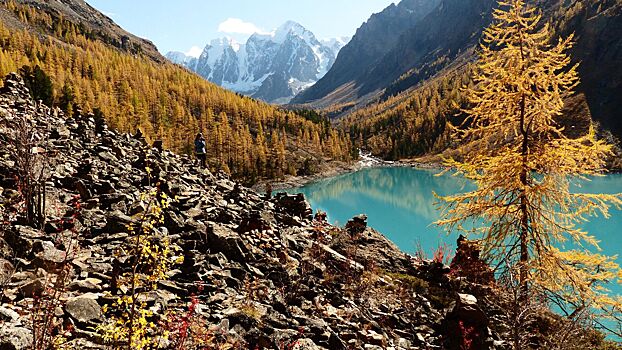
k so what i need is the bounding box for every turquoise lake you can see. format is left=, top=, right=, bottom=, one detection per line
left=287, top=166, right=622, bottom=290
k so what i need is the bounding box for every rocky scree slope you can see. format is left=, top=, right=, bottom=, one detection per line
left=0, top=73, right=593, bottom=349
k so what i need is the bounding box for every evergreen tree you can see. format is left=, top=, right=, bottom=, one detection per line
left=19, top=64, right=53, bottom=106
left=58, top=81, right=75, bottom=116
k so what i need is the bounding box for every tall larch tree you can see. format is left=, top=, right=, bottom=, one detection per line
left=437, top=0, right=622, bottom=309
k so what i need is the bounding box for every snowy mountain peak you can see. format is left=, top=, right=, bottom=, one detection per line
left=165, top=51, right=192, bottom=65
left=208, top=37, right=241, bottom=52
left=248, top=32, right=273, bottom=43
left=166, top=21, right=350, bottom=104
left=278, top=20, right=305, bottom=33
left=273, top=21, right=312, bottom=43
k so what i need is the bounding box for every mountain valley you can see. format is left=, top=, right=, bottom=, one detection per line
left=1, top=0, right=622, bottom=349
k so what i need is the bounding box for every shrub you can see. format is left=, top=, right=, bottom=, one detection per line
left=97, top=187, right=182, bottom=350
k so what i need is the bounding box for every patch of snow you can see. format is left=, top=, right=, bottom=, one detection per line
left=287, top=78, right=316, bottom=95
left=165, top=51, right=190, bottom=64
left=358, top=150, right=384, bottom=167
left=237, top=43, right=249, bottom=79
left=311, top=45, right=329, bottom=79
left=222, top=72, right=271, bottom=94
left=204, top=37, right=239, bottom=66
left=321, top=36, right=350, bottom=52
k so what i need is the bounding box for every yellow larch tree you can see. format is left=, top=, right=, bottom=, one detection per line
left=436, top=0, right=622, bottom=313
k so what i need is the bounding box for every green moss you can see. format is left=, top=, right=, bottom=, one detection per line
left=386, top=272, right=429, bottom=294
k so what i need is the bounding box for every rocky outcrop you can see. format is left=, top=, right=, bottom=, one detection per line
left=0, top=0, right=164, bottom=63
left=331, top=215, right=412, bottom=273
left=0, top=73, right=518, bottom=349
left=450, top=235, right=495, bottom=285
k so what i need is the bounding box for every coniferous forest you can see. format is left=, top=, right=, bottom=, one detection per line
left=0, top=1, right=353, bottom=184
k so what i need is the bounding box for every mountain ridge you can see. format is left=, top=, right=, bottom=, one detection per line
left=294, top=0, right=622, bottom=160
left=2, top=0, right=165, bottom=63
left=166, top=21, right=349, bottom=104
left=291, top=0, right=443, bottom=107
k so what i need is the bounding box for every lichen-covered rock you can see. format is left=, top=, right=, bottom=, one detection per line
left=0, top=325, right=32, bottom=350
left=64, top=296, right=102, bottom=324
left=206, top=224, right=249, bottom=262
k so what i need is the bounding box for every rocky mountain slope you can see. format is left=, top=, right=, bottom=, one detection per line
left=291, top=0, right=443, bottom=108
left=0, top=0, right=164, bottom=63
left=3, top=74, right=616, bottom=349
left=166, top=22, right=348, bottom=104
left=293, top=0, right=622, bottom=142
left=552, top=0, right=622, bottom=140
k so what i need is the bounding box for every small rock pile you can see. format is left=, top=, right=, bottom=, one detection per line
left=0, top=73, right=511, bottom=349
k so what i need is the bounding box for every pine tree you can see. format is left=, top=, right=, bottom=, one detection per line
left=437, top=0, right=622, bottom=307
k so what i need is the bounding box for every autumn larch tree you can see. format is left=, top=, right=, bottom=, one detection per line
left=436, top=0, right=622, bottom=309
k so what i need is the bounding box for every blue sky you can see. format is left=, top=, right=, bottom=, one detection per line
left=86, top=0, right=396, bottom=56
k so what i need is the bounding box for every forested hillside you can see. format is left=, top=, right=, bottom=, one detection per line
left=301, top=0, right=622, bottom=162
left=0, top=0, right=353, bottom=183
left=340, top=67, right=470, bottom=160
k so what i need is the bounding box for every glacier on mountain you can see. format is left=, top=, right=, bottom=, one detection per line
left=166, top=21, right=349, bottom=104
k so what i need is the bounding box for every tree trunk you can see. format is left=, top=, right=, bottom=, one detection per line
left=519, top=92, right=529, bottom=301
left=518, top=19, right=529, bottom=301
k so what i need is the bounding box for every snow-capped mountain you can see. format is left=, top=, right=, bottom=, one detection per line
left=165, top=51, right=194, bottom=66
left=166, top=21, right=349, bottom=104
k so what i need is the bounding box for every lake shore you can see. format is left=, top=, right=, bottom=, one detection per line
left=252, top=152, right=446, bottom=193
left=252, top=160, right=363, bottom=193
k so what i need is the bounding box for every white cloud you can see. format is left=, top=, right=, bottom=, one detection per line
left=185, top=46, right=203, bottom=58
left=217, top=18, right=266, bottom=35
